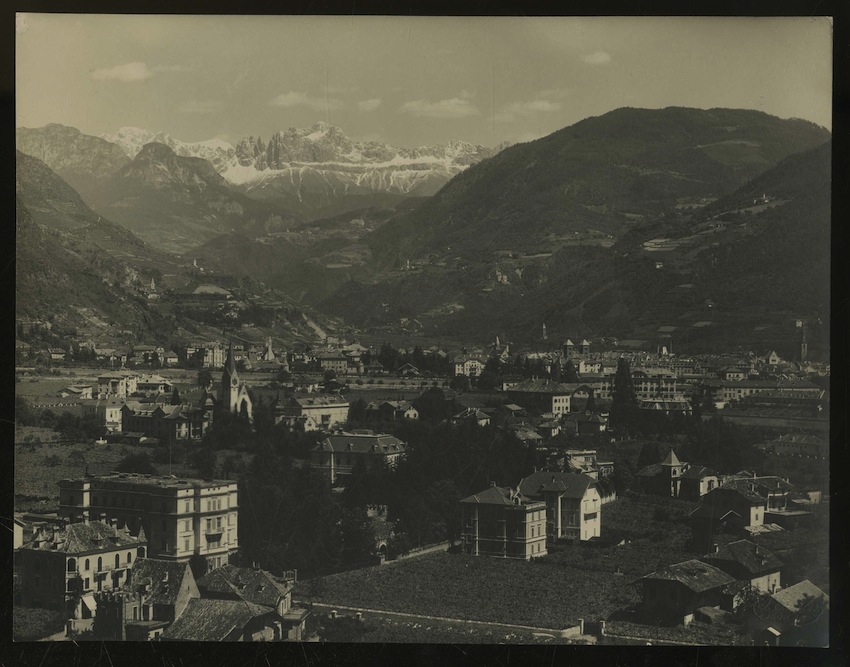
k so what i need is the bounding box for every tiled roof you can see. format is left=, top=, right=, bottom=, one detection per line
left=129, top=559, right=193, bottom=606
left=316, top=433, right=406, bottom=455
left=196, top=565, right=291, bottom=609
left=23, top=520, right=145, bottom=554
left=721, top=475, right=794, bottom=500
left=641, top=559, right=735, bottom=593
left=161, top=598, right=270, bottom=641
left=769, top=580, right=829, bottom=613
left=702, top=540, right=783, bottom=576
left=459, top=485, right=541, bottom=507
left=635, top=463, right=662, bottom=477
left=518, top=471, right=594, bottom=500
left=681, top=465, right=717, bottom=479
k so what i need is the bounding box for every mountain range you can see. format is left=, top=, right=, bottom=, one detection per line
left=15, top=107, right=831, bottom=355
left=102, top=122, right=504, bottom=217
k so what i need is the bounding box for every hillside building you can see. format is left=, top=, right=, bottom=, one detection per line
left=310, top=432, right=406, bottom=484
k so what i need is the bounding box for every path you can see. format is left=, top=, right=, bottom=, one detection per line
left=300, top=601, right=590, bottom=641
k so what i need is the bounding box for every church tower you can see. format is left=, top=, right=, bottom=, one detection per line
left=221, top=340, right=240, bottom=414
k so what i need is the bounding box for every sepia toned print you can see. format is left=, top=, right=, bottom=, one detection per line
left=14, top=15, right=830, bottom=646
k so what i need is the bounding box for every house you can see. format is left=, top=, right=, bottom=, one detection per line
left=93, top=558, right=199, bottom=640
left=365, top=400, right=418, bottom=422
left=162, top=350, right=180, bottom=366
left=453, top=354, right=485, bottom=377
left=563, top=411, right=608, bottom=435
left=365, top=360, right=387, bottom=375
left=517, top=471, right=602, bottom=542
left=97, top=373, right=139, bottom=398
left=636, top=559, right=736, bottom=625
left=47, top=347, right=67, bottom=362
left=635, top=449, right=692, bottom=498
left=689, top=484, right=770, bottom=536
left=57, top=385, right=94, bottom=400
left=750, top=580, right=829, bottom=647
left=679, top=465, right=720, bottom=500
left=396, top=363, right=421, bottom=377
left=196, top=564, right=309, bottom=641
left=59, top=473, right=239, bottom=570
left=135, top=375, right=174, bottom=395
left=120, top=400, right=213, bottom=444
left=317, top=351, right=349, bottom=375
left=758, top=434, right=828, bottom=459
left=451, top=407, right=491, bottom=427
left=718, top=472, right=811, bottom=528
left=563, top=449, right=614, bottom=483
left=81, top=396, right=126, bottom=432
left=701, top=540, right=782, bottom=594
left=274, top=394, right=349, bottom=431
left=15, top=519, right=147, bottom=624
left=505, top=378, right=572, bottom=416
left=459, top=483, right=548, bottom=560
left=310, top=432, right=406, bottom=484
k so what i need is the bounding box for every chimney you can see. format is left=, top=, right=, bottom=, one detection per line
left=712, top=543, right=719, bottom=554
left=490, top=481, right=497, bottom=487
left=110, top=517, right=119, bottom=535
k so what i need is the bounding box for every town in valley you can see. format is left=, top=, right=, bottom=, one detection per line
left=14, top=14, right=832, bottom=647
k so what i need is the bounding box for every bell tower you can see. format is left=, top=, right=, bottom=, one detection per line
left=221, top=340, right=239, bottom=414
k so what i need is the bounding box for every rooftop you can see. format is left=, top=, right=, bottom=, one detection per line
left=196, top=564, right=292, bottom=608
left=60, top=472, right=236, bottom=491
left=702, top=540, right=783, bottom=575
left=518, top=471, right=594, bottom=500
left=316, top=433, right=406, bottom=455
left=23, top=520, right=145, bottom=554
left=129, top=559, right=193, bottom=606
left=160, top=598, right=270, bottom=641
left=641, top=559, right=735, bottom=593
left=459, top=485, right=544, bottom=508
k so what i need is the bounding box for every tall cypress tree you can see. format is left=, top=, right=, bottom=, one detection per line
left=611, top=357, right=638, bottom=433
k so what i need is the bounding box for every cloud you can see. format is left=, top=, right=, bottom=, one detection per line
left=358, top=98, right=382, bottom=112
left=268, top=91, right=343, bottom=111
left=495, top=99, right=563, bottom=123
left=91, top=61, right=153, bottom=82
left=581, top=51, right=612, bottom=65
left=179, top=100, right=222, bottom=114
left=399, top=97, right=480, bottom=119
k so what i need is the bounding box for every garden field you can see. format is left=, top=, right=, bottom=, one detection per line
left=295, top=551, right=638, bottom=630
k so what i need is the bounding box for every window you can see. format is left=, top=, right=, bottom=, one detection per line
left=185, top=539, right=190, bottom=552
left=84, top=559, right=90, bottom=571
left=206, top=519, right=212, bottom=533
left=185, top=501, right=191, bottom=513
left=67, top=558, right=76, bottom=573
left=216, top=517, right=222, bottom=530
left=84, top=577, right=90, bottom=590
left=97, top=557, right=102, bottom=572
left=115, top=554, right=120, bottom=568
left=133, top=607, right=138, bottom=621
left=127, top=552, right=132, bottom=564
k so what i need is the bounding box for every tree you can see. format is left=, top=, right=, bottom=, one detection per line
left=115, top=452, right=156, bottom=475
left=347, top=398, right=368, bottom=427
left=584, top=392, right=598, bottom=414
left=197, top=368, right=214, bottom=389
left=170, top=387, right=182, bottom=405
left=611, top=357, right=638, bottom=433
left=563, top=360, right=579, bottom=383
left=476, top=356, right=502, bottom=391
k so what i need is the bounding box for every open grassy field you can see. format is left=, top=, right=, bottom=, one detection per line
left=295, top=551, right=638, bottom=630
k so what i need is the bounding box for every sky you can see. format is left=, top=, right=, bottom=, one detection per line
left=16, top=14, right=833, bottom=149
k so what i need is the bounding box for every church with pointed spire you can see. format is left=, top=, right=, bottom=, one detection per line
left=220, top=340, right=253, bottom=422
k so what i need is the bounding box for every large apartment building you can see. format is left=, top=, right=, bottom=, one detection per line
left=58, top=473, right=238, bottom=571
